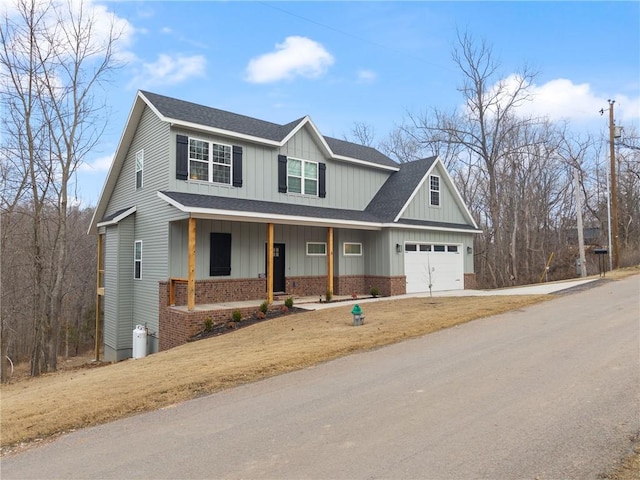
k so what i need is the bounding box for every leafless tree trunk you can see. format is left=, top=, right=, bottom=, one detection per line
left=1, top=0, right=124, bottom=376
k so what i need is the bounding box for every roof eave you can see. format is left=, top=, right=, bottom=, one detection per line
left=89, top=92, right=148, bottom=235
left=157, top=192, right=382, bottom=230
left=383, top=222, right=483, bottom=234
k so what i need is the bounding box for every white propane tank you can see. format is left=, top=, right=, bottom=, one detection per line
left=132, top=325, right=147, bottom=359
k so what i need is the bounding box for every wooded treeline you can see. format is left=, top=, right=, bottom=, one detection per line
left=353, top=33, right=640, bottom=288
left=1, top=206, right=97, bottom=370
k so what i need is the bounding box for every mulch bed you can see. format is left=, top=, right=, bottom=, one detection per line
left=188, top=306, right=308, bottom=342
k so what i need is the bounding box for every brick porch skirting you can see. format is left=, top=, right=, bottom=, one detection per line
left=158, top=274, right=408, bottom=351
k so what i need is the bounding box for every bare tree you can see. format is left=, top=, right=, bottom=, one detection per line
left=409, top=32, right=542, bottom=287
left=344, top=121, right=376, bottom=147
left=0, top=0, right=124, bottom=377
left=378, top=125, right=427, bottom=164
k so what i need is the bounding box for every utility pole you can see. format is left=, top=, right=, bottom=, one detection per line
left=608, top=100, right=619, bottom=270
left=574, top=168, right=587, bottom=277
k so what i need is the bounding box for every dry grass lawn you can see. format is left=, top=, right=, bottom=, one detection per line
left=1, top=294, right=550, bottom=449
left=1, top=269, right=638, bottom=474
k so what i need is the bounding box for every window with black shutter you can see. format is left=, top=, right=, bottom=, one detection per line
left=210, top=233, right=231, bottom=276
left=176, top=135, right=188, bottom=180
left=319, top=162, right=326, bottom=198
left=278, top=155, right=287, bottom=193
left=232, top=146, right=243, bottom=187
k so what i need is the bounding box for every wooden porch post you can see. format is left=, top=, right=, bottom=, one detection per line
left=267, top=223, right=274, bottom=303
left=188, top=217, right=196, bottom=311
left=94, top=233, right=104, bottom=361
left=327, top=227, right=334, bottom=295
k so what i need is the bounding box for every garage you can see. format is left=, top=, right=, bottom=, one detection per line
left=404, top=243, right=463, bottom=293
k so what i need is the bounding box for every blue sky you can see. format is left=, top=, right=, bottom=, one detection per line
left=60, top=1, right=639, bottom=206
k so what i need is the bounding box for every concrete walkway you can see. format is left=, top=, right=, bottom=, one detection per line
left=297, top=277, right=601, bottom=311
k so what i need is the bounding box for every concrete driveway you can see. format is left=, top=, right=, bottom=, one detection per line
left=302, top=277, right=602, bottom=310
left=2, top=275, right=637, bottom=479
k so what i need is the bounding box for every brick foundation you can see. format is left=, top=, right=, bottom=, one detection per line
left=158, top=274, right=407, bottom=351
left=285, top=276, right=328, bottom=297
left=464, top=273, right=477, bottom=289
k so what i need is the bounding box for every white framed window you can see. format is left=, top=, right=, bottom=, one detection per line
left=306, top=242, right=327, bottom=256
left=135, top=150, right=144, bottom=189
left=288, top=158, right=318, bottom=195
left=189, top=138, right=232, bottom=184
left=134, top=241, right=142, bottom=279
left=343, top=242, right=362, bottom=256
left=429, top=175, right=440, bottom=206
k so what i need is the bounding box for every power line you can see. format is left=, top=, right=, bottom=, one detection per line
left=258, top=2, right=454, bottom=73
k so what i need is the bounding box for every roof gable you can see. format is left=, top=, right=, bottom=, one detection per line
left=365, top=157, right=437, bottom=222
left=365, top=156, right=479, bottom=229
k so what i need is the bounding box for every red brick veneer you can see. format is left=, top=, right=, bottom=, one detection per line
left=464, top=273, right=477, bottom=289
left=158, top=274, right=407, bottom=351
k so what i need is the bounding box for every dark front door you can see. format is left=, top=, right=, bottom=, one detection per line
left=266, top=243, right=286, bottom=293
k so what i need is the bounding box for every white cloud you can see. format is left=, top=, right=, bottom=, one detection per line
left=245, top=36, right=334, bottom=83
left=128, top=53, right=206, bottom=89
left=161, top=27, right=172, bottom=34
left=357, top=69, right=377, bottom=84
left=78, top=154, right=113, bottom=173
left=500, top=76, right=640, bottom=126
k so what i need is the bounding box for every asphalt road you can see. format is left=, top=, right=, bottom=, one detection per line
left=3, top=276, right=639, bottom=479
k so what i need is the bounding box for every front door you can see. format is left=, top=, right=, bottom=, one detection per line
left=266, top=243, right=286, bottom=293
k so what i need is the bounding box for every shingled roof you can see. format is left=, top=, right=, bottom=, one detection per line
left=365, top=156, right=437, bottom=222
left=140, top=91, right=397, bottom=169
left=159, top=191, right=381, bottom=225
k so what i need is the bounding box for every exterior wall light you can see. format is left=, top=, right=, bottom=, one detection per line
left=396, top=243, right=402, bottom=253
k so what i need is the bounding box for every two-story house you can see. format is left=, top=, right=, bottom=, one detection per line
left=89, top=91, right=481, bottom=361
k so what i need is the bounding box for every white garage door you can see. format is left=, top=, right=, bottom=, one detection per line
left=404, top=243, right=463, bottom=293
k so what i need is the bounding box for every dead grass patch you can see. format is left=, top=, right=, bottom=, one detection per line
left=1, top=295, right=551, bottom=450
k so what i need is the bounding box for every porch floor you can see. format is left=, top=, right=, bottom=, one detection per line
left=169, top=294, right=357, bottom=313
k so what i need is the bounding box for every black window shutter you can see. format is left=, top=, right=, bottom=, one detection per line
left=232, top=146, right=243, bottom=187
left=176, top=135, right=188, bottom=180
left=319, top=162, right=326, bottom=198
left=278, top=155, right=287, bottom=193
left=210, top=233, right=231, bottom=276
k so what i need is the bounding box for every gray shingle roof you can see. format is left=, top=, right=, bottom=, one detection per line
left=324, top=136, right=398, bottom=168
left=160, top=191, right=382, bottom=224
left=140, top=91, right=397, bottom=168
left=100, top=206, right=134, bottom=223
left=365, top=157, right=437, bottom=222
left=159, top=186, right=477, bottom=232
left=141, top=91, right=297, bottom=142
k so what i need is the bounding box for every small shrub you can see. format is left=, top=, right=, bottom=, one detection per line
left=232, top=310, right=242, bottom=322
left=370, top=287, right=380, bottom=298
left=325, top=289, right=333, bottom=302
left=284, top=296, right=294, bottom=309
left=259, top=301, right=269, bottom=314
left=204, top=317, right=213, bottom=332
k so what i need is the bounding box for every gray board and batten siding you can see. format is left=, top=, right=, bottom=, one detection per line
left=101, top=106, right=182, bottom=361
left=168, top=125, right=392, bottom=212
